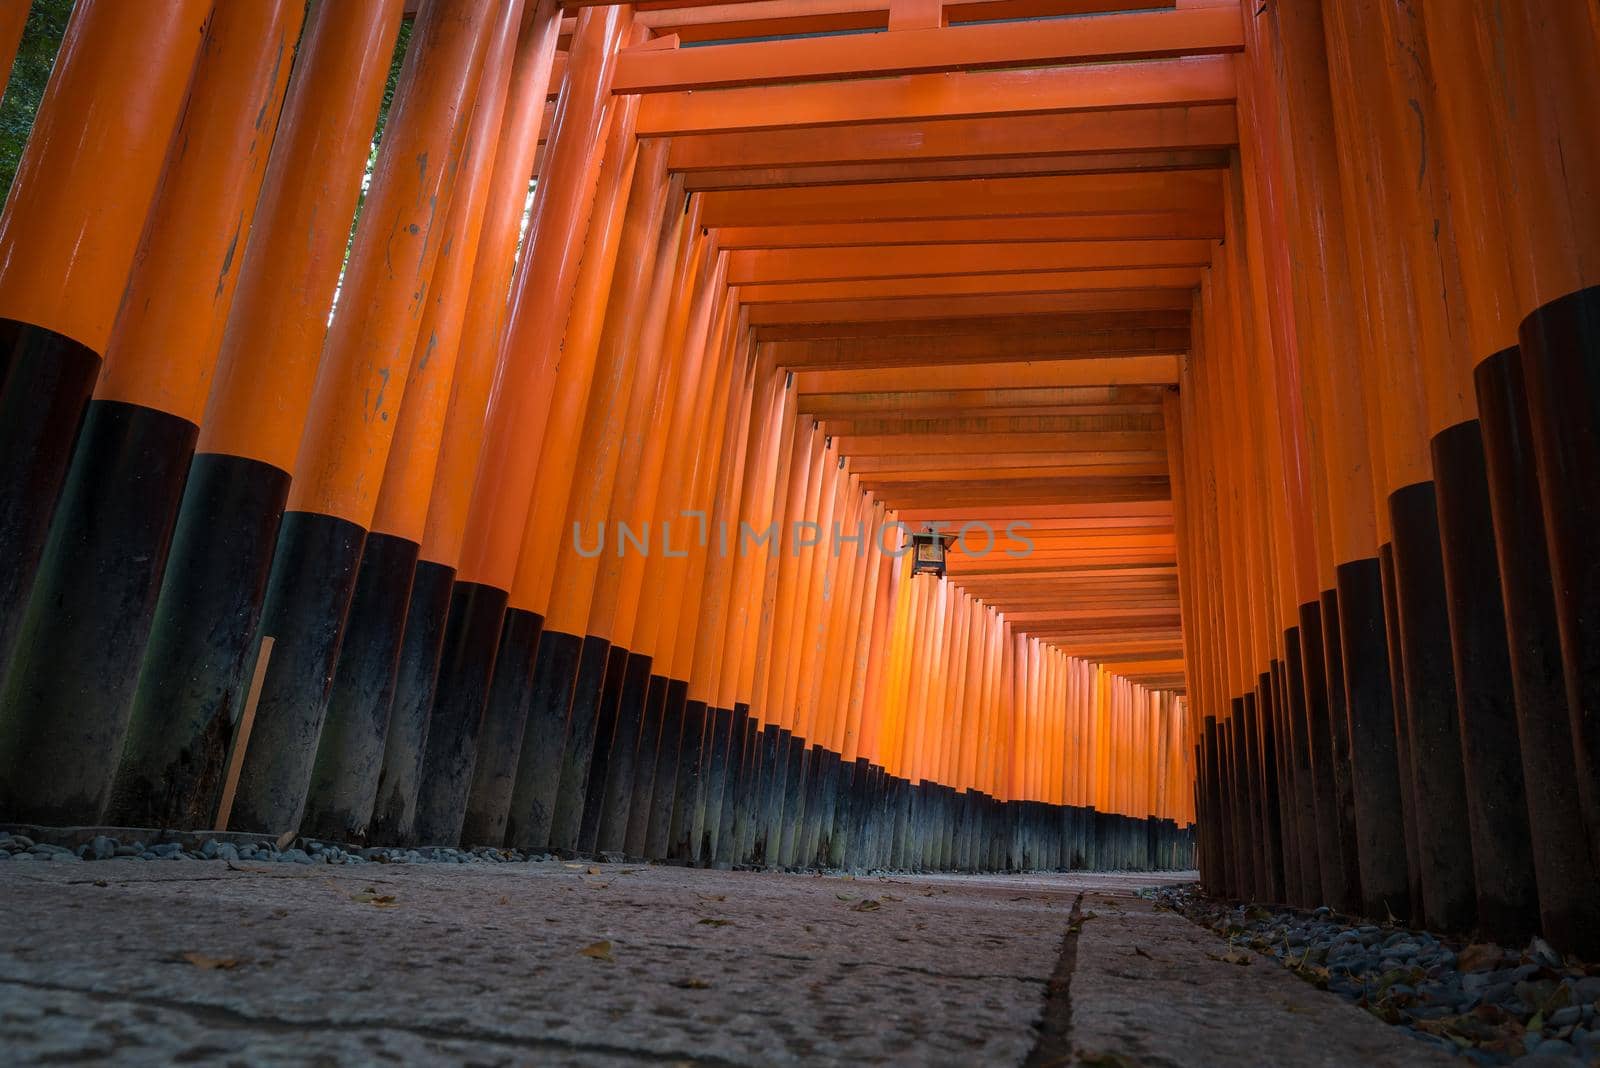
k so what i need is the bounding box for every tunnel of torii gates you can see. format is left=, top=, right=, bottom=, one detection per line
left=0, top=0, right=1597, bottom=954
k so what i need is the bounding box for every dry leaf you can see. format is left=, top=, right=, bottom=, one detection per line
left=497, top=895, right=511, bottom=906
left=850, top=899, right=883, bottom=912
left=274, top=830, right=296, bottom=851
left=1206, top=949, right=1252, bottom=966
left=586, top=867, right=601, bottom=875
left=698, top=893, right=726, bottom=902
left=673, top=977, right=711, bottom=989
left=181, top=952, right=242, bottom=971
left=350, top=890, right=398, bottom=908
left=699, top=918, right=733, bottom=927
left=1457, top=943, right=1503, bottom=972
left=1133, top=946, right=1154, bottom=960
left=579, top=940, right=614, bottom=962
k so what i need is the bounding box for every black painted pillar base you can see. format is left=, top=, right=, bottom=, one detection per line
left=1517, top=286, right=1600, bottom=895
left=0, top=321, right=101, bottom=678
left=643, top=679, right=687, bottom=860
left=548, top=634, right=613, bottom=853
left=1379, top=543, right=1426, bottom=919
left=419, top=586, right=514, bottom=847
left=666, top=698, right=709, bottom=863
left=504, top=628, right=582, bottom=851
left=577, top=644, right=630, bottom=855
left=750, top=722, right=783, bottom=865
left=1477, top=345, right=1600, bottom=957
left=0, top=399, right=195, bottom=824
left=1256, top=674, right=1287, bottom=902
left=623, top=674, right=669, bottom=859
left=1282, top=627, right=1322, bottom=904
left=369, top=559, right=455, bottom=845
left=104, top=453, right=290, bottom=830
left=595, top=652, right=652, bottom=855
left=1268, top=661, right=1304, bottom=903
left=735, top=721, right=767, bottom=865
left=302, top=532, right=420, bottom=843
left=797, top=744, right=827, bottom=866
left=1316, top=590, right=1364, bottom=914
left=1390, top=481, right=1477, bottom=933
left=1334, top=560, right=1411, bottom=922
left=1433, top=419, right=1540, bottom=944
left=775, top=736, right=806, bottom=867
left=228, top=510, right=366, bottom=835
left=714, top=705, right=750, bottom=867
left=701, top=704, right=735, bottom=863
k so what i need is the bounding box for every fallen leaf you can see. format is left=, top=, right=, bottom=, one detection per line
left=579, top=940, right=614, bottom=962
left=698, top=893, right=726, bottom=902
left=350, top=890, right=398, bottom=908
left=1132, top=946, right=1154, bottom=960
left=93, top=879, right=108, bottom=888
left=850, top=899, right=882, bottom=912
left=1458, top=943, right=1503, bottom=972
left=1206, top=949, right=1252, bottom=966
left=673, top=977, right=711, bottom=989
left=836, top=893, right=856, bottom=901
left=181, top=952, right=242, bottom=971
left=881, top=894, right=902, bottom=902
left=274, top=830, right=296, bottom=851
left=586, top=867, right=601, bottom=875
left=498, top=896, right=511, bottom=906
left=699, top=918, right=733, bottom=927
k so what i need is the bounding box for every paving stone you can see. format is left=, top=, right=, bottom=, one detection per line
left=0, top=863, right=1465, bottom=1065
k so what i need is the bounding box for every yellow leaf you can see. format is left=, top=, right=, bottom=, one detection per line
left=181, top=952, right=241, bottom=971
left=579, top=940, right=614, bottom=962
left=350, top=891, right=398, bottom=908
left=274, top=830, right=297, bottom=851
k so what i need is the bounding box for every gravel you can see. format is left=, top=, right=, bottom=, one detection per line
left=0, top=831, right=548, bottom=868
left=1145, top=885, right=1600, bottom=1066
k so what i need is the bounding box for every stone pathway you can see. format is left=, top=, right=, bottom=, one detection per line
left=0, top=860, right=1452, bottom=1064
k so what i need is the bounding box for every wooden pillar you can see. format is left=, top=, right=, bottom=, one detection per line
left=369, top=0, right=561, bottom=846
left=303, top=0, right=526, bottom=844
left=100, top=2, right=405, bottom=830
left=230, top=0, right=496, bottom=836
left=0, top=0, right=208, bottom=684
left=0, top=0, right=302, bottom=825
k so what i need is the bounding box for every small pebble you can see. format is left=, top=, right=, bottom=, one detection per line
left=1549, top=1006, right=1581, bottom=1028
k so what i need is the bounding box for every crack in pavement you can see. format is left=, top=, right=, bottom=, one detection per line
left=1022, top=891, right=1085, bottom=1068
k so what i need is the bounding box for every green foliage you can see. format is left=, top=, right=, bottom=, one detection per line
left=0, top=0, right=74, bottom=207
left=373, top=17, right=414, bottom=160
left=344, top=17, right=413, bottom=269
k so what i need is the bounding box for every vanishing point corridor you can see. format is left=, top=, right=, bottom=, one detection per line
left=0, top=0, right=1598, bottom=1064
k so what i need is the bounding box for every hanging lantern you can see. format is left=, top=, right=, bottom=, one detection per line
left=910, top=528, right=956, bottom=578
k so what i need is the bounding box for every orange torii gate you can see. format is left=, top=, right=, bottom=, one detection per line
left=0, top=0, right=1594, bottom=952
